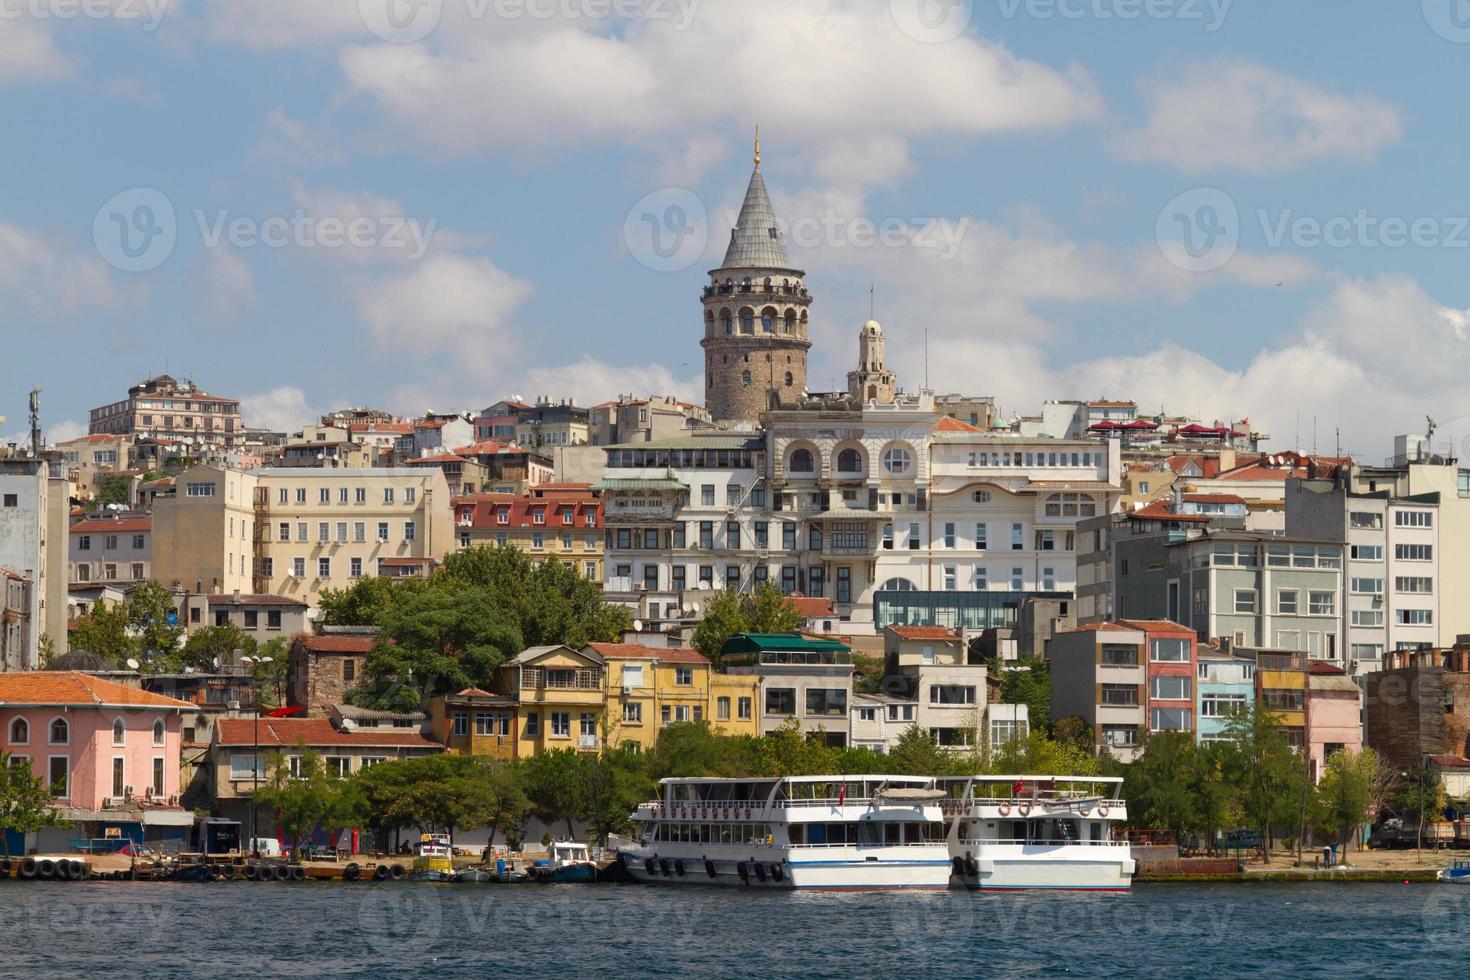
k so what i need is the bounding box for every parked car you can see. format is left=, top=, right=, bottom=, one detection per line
left=247, top=837, right=283, bottom=858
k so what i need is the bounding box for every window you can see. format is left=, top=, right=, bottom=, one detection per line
left=49, top=717, right=69, bottom=745
left=318, top=521, right=330, bottom=543
left=523, top=712, right=540, bottom=737
left=943, top=523, right=957, bottom=549
left=112, top=757, right=126, bottom=797
left=1011, top=523, right=1024, bottom=551
left=1150, top=708, right=1191, bottom=732
left=1101, top=725, right=1138, bottom=749
left=1350, top=578, right=1382, bottom=595
left=1397, top=609, right=1434, bottom=625
left=1350, top=609, right=1384, bottom=627
left=325, top=757, right=351, bottom=779
left=973, top=566, right=988, bottom=590
left=1010, top=567, right=1023, bottom=591
left=1350, top=544, right=1382, bottom=561
left=1201, top=693, right=1247, bottom=718
left=674, top=666, right=693, bottom=686
left=405, top=521, right=416, bottom=542
left=2, top=494, right=16, bottom=507
left=343, top=659, right=357, bottom=682
left=319, top=488, right=331, bottom=504
left=1151, top=676, right=1191, bottom=700
left=1042, top=567, right=1055, bottom=591
left=929, top=685, right=976, bottom=705
left=152, top=757, right=166, bottom=796
left=805, top=689, right=847, bottom=716
left=1277, top=589, right=1299, bottom=614
left=292, top=557, right=306, bottom=578
left=451, top=712, right=469, bottom=737
left=1233, top=590, right=1257, bottom=614
left=1396, top=576, right=1433, bottom=593
left=882, top=447, right=911, bottom=474
left=1151, top=639, right=1188, bottom=662
left=1396, top=544, right=1433, bottom=562
left=405, top=487, right=416, bottom=504
left=377, top=522, right=390, bottom=542
left=1395, top=510, right=1432, bottom=528
left=1101, top=684, right=1139, bottom=706
left=383, top=488, right=395, bottom=504
left=943, top=565, right=957, bottom=591
left=185, top=482, right=216, bottom=497
left=550, top=712, right=571, bottom=737
left=908, top=524, right=921, bottom=550
left=1308, top=591, right=1335, bottom=616
left=789, top=449, right=815, bottom=473
left=974, top=523, right=987, bottom=550
left=717, top=696, right=731, bottom=720
left=79, top=535, right=91, bottom=551
left=336, top=521, right=348, bottom=543
left=8, top=718, right=28, bottom=744
left=318, top=557, right=331, bottom=578
left=738, top=697, right=753, bottom=720
left=727, top=521, right=741, bottom=549
left=622, top=702, right=643, bottom=724
left=49, top=756, right=69, bottom=797
left=1349, top=512, right=1382, bottom=529
left=151, top=718, right=165, bottom=747
left=837, top=448, right=862, bottom=473
left=766, top=688, right=796, bottom=715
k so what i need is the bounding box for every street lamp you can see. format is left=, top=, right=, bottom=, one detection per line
left=240, top=653, right=274, bottom=858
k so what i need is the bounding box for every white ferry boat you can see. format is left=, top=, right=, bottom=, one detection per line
left=942, top=775, right=1135, bottom=891
left=615, top=775, right=953, bottom=891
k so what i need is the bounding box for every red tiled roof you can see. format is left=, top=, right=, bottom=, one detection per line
left=0, top=671, right=192, bottom=709
left=208, top=594, right=307, bottom=607
left=935, top=416, right=982, bottom=432
left=888, top=626, right=961, bottom=640
left=1427, top=755, right=1470, bottom=770
left=1164, top=455, right=1222, bottom=478
left=70, top=517, right=152, bottom=535
left=415, top=419, right=449, bottom=429
left=407, top=454, right=470, bottom=465
left=379, top=557, right=434, bottom=566
left=297, top=635, right=377, bottom=654
left=788, top=595, right=835, bottom=618
left=585, top=643, right=709, bottom=665
left=216, top=717, right=440, bottom=748
left=0, top=566, right=27, bottom=581
left=1307, top=659, right=1348, bottom=676
left=454, top=491, right=602, bottom=530
left=1181, top=493, right=1247, bottom=505
left=1119, top=619, right=1193, bottom=635
left=1127, top=502, right=1211, bottom=523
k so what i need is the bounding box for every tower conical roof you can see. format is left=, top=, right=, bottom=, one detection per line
left=718, top=164, right=800, bottom=272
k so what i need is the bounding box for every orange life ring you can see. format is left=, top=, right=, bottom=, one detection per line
left=998, top=803, right=1011, bottom=816
left=1018, top=803, right=1032, bottom=816
left=1098, top=804, right=1110, bottom=817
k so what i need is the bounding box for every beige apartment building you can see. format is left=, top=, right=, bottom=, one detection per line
left=151, top=465, right=451, bottom=606
left=55, top=434, right=132, bottom=500
left=88, top=375, right=244, bottom=450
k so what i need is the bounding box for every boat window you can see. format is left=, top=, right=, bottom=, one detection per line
left=854, top=822, right=882, bottom=846
left=885, top=822, right=901, bottom=845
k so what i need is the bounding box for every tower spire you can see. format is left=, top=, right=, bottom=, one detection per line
left=754, top=125, right=761, bottom=168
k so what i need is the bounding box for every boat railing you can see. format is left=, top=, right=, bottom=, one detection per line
left=640, top=800, right=772, bottom=816
left=967, top=796, right=1127, bottom=812
left=956, top=837, right=1132, bottom=848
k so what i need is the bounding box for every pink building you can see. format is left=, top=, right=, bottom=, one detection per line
left=1307, top=660, right=1363, bottom=780
left=0, top=672, right=192, bottom=847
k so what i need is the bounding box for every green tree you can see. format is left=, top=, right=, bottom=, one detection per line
left=988, top=729, right=1100, bottom=778
left=254, top=746, right=352, bottom=862
left=352, top=583, right=522, bottom=710
left=755, top=719, right=840, bottom=776
left=127, top=581, right=184, bottom=661
left=1124, top=733, right=1199, bottom=835
left=481, top=761, right=531, bottom=848
left=92, top=475, right=132, bottom=510
left=1314, top=748, right=1380, bottom=851
left=177, top=623, right=257, bottom=673
left=888, top=725, right=954, bottom=776
left=70, top=603, right=132, bottom=664
left=999, top=658, right=1050, bottom=735
left=0, top=753, right=59, bottom=856
left=440, top=545, right=630, bottom=649
left=691, top=584, right=802, bottom=664
left=579, top=748, right=649, bottom=846
left=1221, top=703, right=1300, bottom=862
left=646, top=722, right=761, bottom=779
left=345, top=757, right=418, bottom=852
left=523, top=749, right=587, bottom=838
left=317, top=577, right=401, bottom=627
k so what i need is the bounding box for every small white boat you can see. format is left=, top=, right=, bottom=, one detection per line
left=531, top=842, right=598, bottom=883
left=1437, top=859, right=1470, bottom=883
left=410, top=834, right=456, bottom=882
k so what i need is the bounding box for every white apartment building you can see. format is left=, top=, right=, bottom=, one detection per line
left=0, top=452, right=69, bottom=667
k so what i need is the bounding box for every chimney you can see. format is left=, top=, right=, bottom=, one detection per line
left=233, top=589, right=241, bottom=604
left=1171, top=483, right=1184, bottom=513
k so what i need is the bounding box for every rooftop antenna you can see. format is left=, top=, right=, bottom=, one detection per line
left=869, top=284, right=875, bottom=321
left=753, top=125, right=760, bottom=168
left=28, top=386, right=41, bottom=455
left=924, top=328, right=930, bottom=390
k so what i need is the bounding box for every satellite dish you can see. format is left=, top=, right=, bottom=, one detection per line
left=683, top=604, right=695, bottom=614
left=632, top=619, right=643, bottom=632
left=212, top=657, right=221, bottom=670
left=184, top=666, right=194, bottom=674
left=126, top=658, right=140, bottom=670
left=698, top=581, right=712, bottom=591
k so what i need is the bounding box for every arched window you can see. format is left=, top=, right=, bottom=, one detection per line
left=739, top=310, right=754, bottom=333
left=789, top=449, right=815, bottom=473
left=721, top=310, right=732, bottom=334
left=972, top=490, right=991, bottom=503
left=9, top=718, right=28, bottom=744
left=784, top=372, right=794, bottom=387
left=761, top=311, right=775, bottom=332
left=784, top=311, right=795, bottom=333
left=880, top=578, right=917, bottom=592
left=49, top=717, right=69, bottom=746
left=741, top=370, right=752, bottom=386
left=837, top=448, right=863, bottom=473
left=112, top=718, right=125, bottom=746
left=882, top=446, right=912, bottom=475
left=153, top=719, right=165, bottom=747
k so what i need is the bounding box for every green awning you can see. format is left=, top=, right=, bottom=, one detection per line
left=721, top=633, right=852, bottom=654
left=591, top=478, right=687, bottom=491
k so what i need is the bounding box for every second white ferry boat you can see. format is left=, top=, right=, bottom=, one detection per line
left=615, top=775, right=953, bottom=890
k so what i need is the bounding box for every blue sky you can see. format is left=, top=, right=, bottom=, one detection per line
left=3, top=0, right=1469, bottom=460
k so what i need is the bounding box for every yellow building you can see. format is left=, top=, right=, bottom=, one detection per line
left=493, top=645, right=606, bottom=758
left=1255, top=650, right=1307, bottom=749
left=591, top=641, right=714, bottom=752
left=425, top=688, right=520, bottom=761
left=710, top=672, right=760, bottom=738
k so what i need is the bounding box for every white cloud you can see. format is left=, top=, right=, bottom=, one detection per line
left=355, top=253, right=534, bottom=367
left=0, top=17, right=70, bottom=85
left=0, top=220, right=136, bottom=319
left=189, top=0, right=368, bottom=49
left=1113, top=59, right=1403, bottom=174
left=520, top=357, right=701, bottom=407
left=251, top=108, right=349, bottom=170
left=239, top=385, right=318, bottom=433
